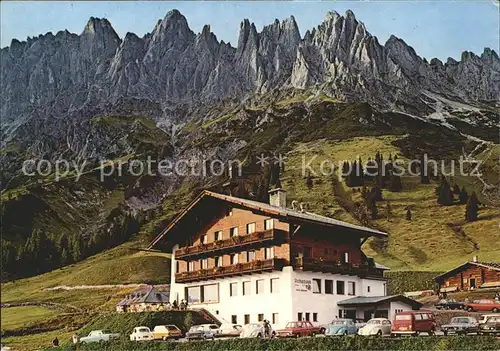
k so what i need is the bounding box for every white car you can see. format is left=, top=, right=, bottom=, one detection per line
left=129, top=326, right=154, bottom=341
left=358, top=318, right=392, bottom=336
left=217, top=323, right=242, bottom=337
left=239, top=322, right=274, bottom=338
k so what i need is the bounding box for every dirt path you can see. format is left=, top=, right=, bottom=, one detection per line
left=43, top=283, right=169, bottom=291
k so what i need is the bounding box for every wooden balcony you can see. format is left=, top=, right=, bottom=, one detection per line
left=175, top=229, right=286, bottom=259
left=293, top=257, right=383, bottom=278
left=175, top=258, right=287, bottom=283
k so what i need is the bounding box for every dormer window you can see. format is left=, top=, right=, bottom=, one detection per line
left=343, top=252, right=350, bottom=263
left=264, top=218, right=274, bottom=230
left=230, top=227, right=238, bottom=237
left=246, top=223, right=256, bottom=234
left=201, top=234, right=207, bottom=244
left=214, top=231, right=222, bottom=241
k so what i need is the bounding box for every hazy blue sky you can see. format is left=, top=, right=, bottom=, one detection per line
left=1, top=1, right=498, bottom=60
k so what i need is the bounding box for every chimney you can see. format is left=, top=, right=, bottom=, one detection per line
left=268, top=187, right=287, bottom=208
left=472, top=255, right=478, bottom=263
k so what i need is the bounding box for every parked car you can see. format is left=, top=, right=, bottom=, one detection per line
left=152, top=325, right=183, bottom=340
left=440, top=316, right=479, bottom=335
left=355, top=318, right=367, bottom=329
left=435, top=298, right=464, bottom=310
left=79, top=330, right=120, bottom=344
left=276, top=321, right=321, bottom=338
left=185, top=324, right=218, bottom=340
left=478, top=313, right=500, bottom=324
left=465, top=299, right=500, bottom=312
left=479, top=315, right=500, bottom=335
left=239, top=322, right=274, bottom=338
left=217, top=323, right=242, bottom=337
left=129, top=326, right=154, bottom=341
left=358, top=318, right=392, bottom=336
left=324, top=319, right=358, bottom=336
left=391, top=311, right=436, bottom=336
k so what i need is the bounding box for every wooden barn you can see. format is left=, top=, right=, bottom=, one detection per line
left=435, top=258, right=500, bottom=293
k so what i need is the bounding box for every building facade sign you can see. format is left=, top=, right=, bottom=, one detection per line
left=294, top=278, right=312, bottom=292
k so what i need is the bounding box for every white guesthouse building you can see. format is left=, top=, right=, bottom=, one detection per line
left=149, top=190, right=421, bottom=329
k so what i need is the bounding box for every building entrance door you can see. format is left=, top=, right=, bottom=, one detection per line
left=364, top=310, right=374, bottom=321
left=470, top=278, right=476, bottom=289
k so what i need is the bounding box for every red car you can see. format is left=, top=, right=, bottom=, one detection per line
left=275, top=321, right=321, bottom=338
left=391, top=311, right=436, bottom=336
left=465, top=299, right=500, bottom=312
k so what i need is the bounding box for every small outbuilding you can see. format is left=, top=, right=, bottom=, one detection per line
left=434, top=258, right=500, bottom=293
left=337, top=295, right=423, bottom=321
left=116, top=286, right=170, bottom=313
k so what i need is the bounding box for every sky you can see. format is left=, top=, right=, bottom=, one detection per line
left=1, top=1, right=499, bottom=61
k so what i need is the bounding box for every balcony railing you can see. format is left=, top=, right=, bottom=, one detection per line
left=175, top=229, right=286, bottom=259
left=175, top=258, right=286, bottom=283
left=293, top=257, right=383, bottom=278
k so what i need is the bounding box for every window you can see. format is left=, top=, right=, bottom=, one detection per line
left=313, top=313, right=318, bottom=322
left=214, top=256, right=222, bottom=267
left=272, top=313, right=279, bottom=324
left=230, top=282, right=238, bottom=297
left=214, top=231, right=222, bottom=241
left=313, top=279, right=322, bottom=293
left=305, top=312, right=310, bottom=321
left=256, top=279, right=264, bottom=294
left=337, top=281, right=345, bottom=295
left=348, top=282, right=355, bottom=296
left=297, top=312, right=303, bottom=321
left=244, top=314, right=250, bottom=324
left=202, top=284, right=218, bottom=303
left=258, top=313, right=264, bottom=322
left=264, top=218, right=274, bottom=230
left=231, top=315, right=237, bottom=324
left=265, top=247, right=275, bottom=259
left=367, top=286, right=371, bottom=293
left=271, top=278, right=280, bottom=293
left=339, top=309, right=343, bottom=318
left=230, top=227, right=238, bottom=237
left=325, top=279, right=333, bottom=294
left=176, top=261, right=180, bottom=273
left=343, top=252, right=349, bottom=263
left=246, top=222, right=256, bottom=234
left=186, top=286, right=200, bottom=303
left=230, top=254, right=239, bottom=265
left=415, top=314, right=423, bottom=320
left=243, top=281, right=251, bottom=295
left=201, top=234, right=207, bottom=244
left=247, top=250, right=256, bottom=262
left=395, top=309, right=403, bottom=314
left=227, top=208, right=233, bottom=216
left=201, top=258, right=208, bottom=270
left=188, top=261, right=195, bottom=272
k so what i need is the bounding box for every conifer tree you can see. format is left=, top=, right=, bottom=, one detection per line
left=389, top=172, right=402, bottom=192
left=436, top=177, right=454, bottom=206
left=406, top=207, right=412, bottom=221
left=459, top=186, right=469, bottom=205
left=453, top=184, right=461, bottom=195
left=465, top=192, right=479, bottom=222
left=420, top=154, right=430, bottom=184
left=370, top=198, right=378, bottom=219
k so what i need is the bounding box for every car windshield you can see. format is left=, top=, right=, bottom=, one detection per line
left=331, top=320, right=347, bottom=325
left=101, top=330, right=111, bottom=334
left=395, top=315, right=411, bottom=321
left=190, top=326, right=203, bottom=332
left=451, top=318, right=469, bottom=324
left=138, top=328, right=149, bottom=333
left=167, top=326, right=178, bottom=330
left=246, top=323, right=262, bottom=328
left=367, top=320, right=381, bottom=325
left=286, top=322, right=298, bottom=328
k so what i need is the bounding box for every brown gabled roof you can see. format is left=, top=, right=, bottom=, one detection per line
left=337, top=295, right=423, bottom=309
left=434, top=261, right=500, bottom=281
left=147, top=190, right=387, bottom=250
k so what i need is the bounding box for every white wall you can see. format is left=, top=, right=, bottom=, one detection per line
left=289, top=271, right=387, bottom=326
left=170, top=257, right=387, bottom=329
left=170, top=265, right=294, bottom=329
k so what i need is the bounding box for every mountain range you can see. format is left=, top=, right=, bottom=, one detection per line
left=1, top=9, right=499, bottom=280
